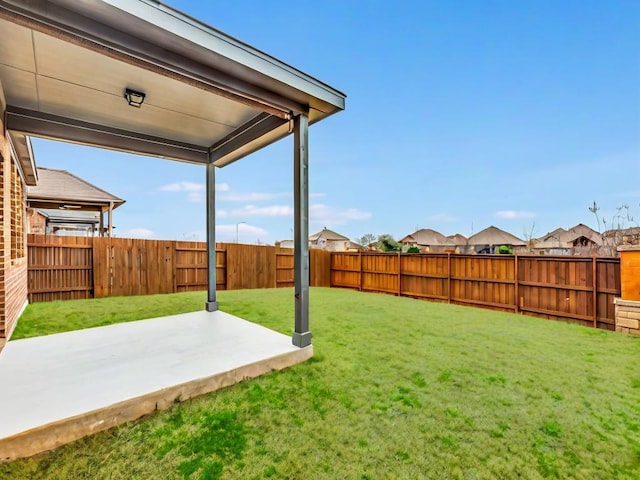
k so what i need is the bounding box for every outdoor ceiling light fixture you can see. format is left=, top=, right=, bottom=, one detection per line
left=124, top=88, right=146, bottom=108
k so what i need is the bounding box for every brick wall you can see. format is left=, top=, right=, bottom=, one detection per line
left=614, top=299, right=640, bottom=336
left=0, top=94, right=29, bottom=349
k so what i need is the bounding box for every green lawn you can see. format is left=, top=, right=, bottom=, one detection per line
left=4, top=288, right=640, bottom=479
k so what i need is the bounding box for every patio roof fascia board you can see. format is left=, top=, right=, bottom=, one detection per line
left=0, top=0, right=310, bottom=120
left=208, top=113, right=289, bottom=164
left=6, top=107, right=210, bottom=164
left=212, top=122, right=292, bottom=168
left=60, top=0, right=346, bottom=112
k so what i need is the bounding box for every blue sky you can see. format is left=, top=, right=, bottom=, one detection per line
left=32, top=0, right=640, bottom=243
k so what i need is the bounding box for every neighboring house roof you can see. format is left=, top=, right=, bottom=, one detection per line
left=309, top=228, right=350, bottom=242
left=400, top=229, right=456, bottom=247
left=539, top=227, right=568, bottom=242
left=447, top=233, right=468, bottom=245
left=27, top=168, right=124, bottom=209
left=276, top=239, right=294, bottom=248
left=348, top=241, right=366, bottom=251
left=537, top=224, right=602, bottom=247
left=566, top=224, right=602, bottom=245
left=468, top=226, right=526, bottom=246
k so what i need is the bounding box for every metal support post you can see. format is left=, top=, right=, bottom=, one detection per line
left=292, top=114, right=311, bottom=347
left=205, top=158, right=218, bottom=312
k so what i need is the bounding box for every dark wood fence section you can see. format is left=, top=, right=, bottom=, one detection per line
left=28, top=235, right=620, bottom=329
left=331, top=252, right=620, bottom=330
left=27, top=235, right=330, bottom=302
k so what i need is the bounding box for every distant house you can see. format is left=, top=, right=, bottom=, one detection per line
left=346, top=241, right=367, bottom=252
left=533, top=224, right=602, bottom=256
left=27, top=168, right=124, bottom=237
left=447, top=233, right=469, bottom=254
left=309, top=227, right=359, bottom=252
left=277, top=228, right=364, bottom=252
left=275, top=239, right=294, bottom=249
left=399, top=228, right=457, bottom=253
left=467, top=226, right=527, bottom=254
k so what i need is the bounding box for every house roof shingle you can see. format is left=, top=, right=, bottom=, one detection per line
left=27, top=168, right=124, bottom=208
left=447, top=233, right=468, bottom=245
left=400, top=229, right=456, bottom=247
left=309, top=228, right=350, bottom=242
left=468, top=226, right=526, bottom=246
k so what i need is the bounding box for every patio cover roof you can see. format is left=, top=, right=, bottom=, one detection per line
left=0, top=0, right=346, bottom=175
left=0, top=0, right=345, bottom=349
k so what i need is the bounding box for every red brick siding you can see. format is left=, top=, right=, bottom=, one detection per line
left=0, top=106, right=29, bottom=347
left=2, top=261, right=27, bottom=339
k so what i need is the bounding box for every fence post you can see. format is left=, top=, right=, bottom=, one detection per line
left=171, top=241, right=177, bottom=293
left=514, top=254, right=519, bottom=313
left=592, top=255, right=598, bottom=328
left=358, top=252, right=363, bottom=291
left=447, top=253, right=452, bottom=304
left=397, top=252, right=402, bottom=296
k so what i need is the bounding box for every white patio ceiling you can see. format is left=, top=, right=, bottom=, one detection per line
left=0, top=0, right=345, bottom=180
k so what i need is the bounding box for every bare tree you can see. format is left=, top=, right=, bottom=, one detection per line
left=522, top=222, right=538, bottom=251
left=589, top=201, right=639, bottom=256
left=357, top=233, right=377, bottom=247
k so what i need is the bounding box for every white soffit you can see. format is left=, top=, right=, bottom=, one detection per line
left=0, top=0, right=346, bottom=166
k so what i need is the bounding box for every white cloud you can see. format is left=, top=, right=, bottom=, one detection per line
left=219, top=192, right=289, bottom=202
left=159, top=181, right=203, bottom=192
left=227, top=205, right=294, bottom=217
left=309, top=204, right=372, bottom=225
left=125, top=227, right=155, bottom=239
left=218, top=191, right=326, bottom=202
left=158, top=181, right=229, bottom=203
left=216, top=200, right=372, bottom=226
left=216, top=224, right=269, bottom=243
left=180, top=230, right=205, bottom=241
left=428, top=213, right=457, bottom=222
left=494, top=210, right=537, bottom=220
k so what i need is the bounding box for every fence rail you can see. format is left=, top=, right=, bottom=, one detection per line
left=330, top=252, right=620, bottom=330
left=27, top=235, right=621, bottom=330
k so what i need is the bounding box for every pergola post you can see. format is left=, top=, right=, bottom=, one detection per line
left=205, top=157, right=218, bottom=312
left=292, top=113, right=311, bottom=348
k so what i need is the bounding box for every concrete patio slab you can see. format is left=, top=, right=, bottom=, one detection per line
left=0, top=311, right=312, bottom=462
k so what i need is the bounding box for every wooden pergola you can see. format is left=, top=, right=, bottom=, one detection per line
left=0, top=0, right=345, bottom=348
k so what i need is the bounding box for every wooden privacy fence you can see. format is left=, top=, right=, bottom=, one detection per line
left=331, top=252, right=620, bottom=330
left=27, top=235, right=621, bottom=330
left=27, top=235, right=331, bottom=302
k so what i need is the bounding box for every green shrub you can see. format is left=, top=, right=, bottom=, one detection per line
left=498, top=245, right=513, bottom=254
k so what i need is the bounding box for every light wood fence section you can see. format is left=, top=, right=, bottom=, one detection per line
left=27, top=235, right=329, bottom=301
